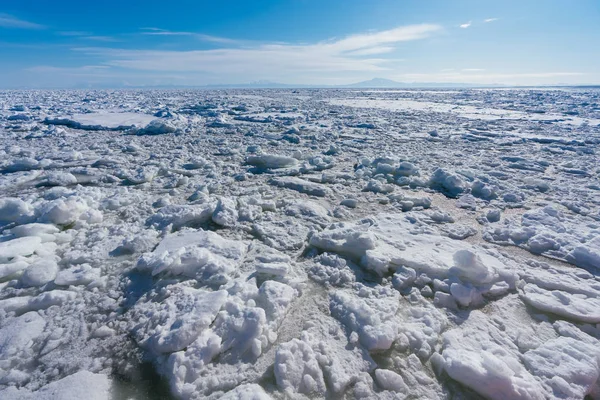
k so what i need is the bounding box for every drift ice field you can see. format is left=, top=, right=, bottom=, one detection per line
left=0, top=87, right=599, bottom=399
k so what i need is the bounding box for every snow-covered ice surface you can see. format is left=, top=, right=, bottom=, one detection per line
left=0, top=87, right=599, bottom=399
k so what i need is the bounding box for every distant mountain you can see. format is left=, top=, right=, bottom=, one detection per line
left=51, top=78, right=595, bottom=90
left=202, top=80, right=301, bottom=89
left=346, top=78, right=405, bottom=88
left=344, top=78, right=501, bottom=88
left=198, top=78, right=503, bottom=89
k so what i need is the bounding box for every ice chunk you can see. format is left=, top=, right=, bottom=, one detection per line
left=442, top=349, right=544, bottom=400
left=246, top=154, right=297, bottom=169
left=45, top=112, right=155, bottom=131
left=255, top=262, right=289, bottom=276
left=146, top=204, right=215, bottom=230
left=0, top=259, right=30, bottom=280
left=363, top=179, right=395, bottom=194
left=0, top=290, right=77, bottom=313
left=439, top=311, right=545, bottom=400
left=486, top=209, right=501, bottom=222
left=284, top=200, right=331, bottom=227
left=134, top=285, right=228, bottom=354
left=121, top=166, right=159, bottom=185
left=275, top=338, right=326, bottom=394
left=395, top=162, right=419, bottom=177
left=20, top=259, right=58, bottom=287
left=520, top=283, right=600, bottom=323
left=311, top=214, right=514, bottom=284
left=37, top=198, right=92, bottom=226
left=523, top=336, right=600, bottom=399
left=330, top=287, right=400, bottom=351
left=111, top=229, right=159, bottom=255
left=567, top=239, right=600, bottom=271
left=54, top=264, right=101, bottom=286
left=451, top=249, right=495, bottom=285
left=308, top=253, right=356, bottom=287
left=0, top=236, right=43, bottom=263
left=258, top=280, right=295, bottom=324
left=41, top=171, right=78, bottom=187
left=430, top=210, right=455, bottom=223
left=134, top=119, right=177, bottom=135
left=270, top=177, right=331, bottom=197
left=309, top=223, right=376, bottom=260
left=340, top=198, right=358, bottom=208
left=443, top=224, right=477, bottom=240
left=8, top=223, right=60, bottom=242
left=220, top=384, right=272, bottom=400
left=212, top=197, right=239, bottom=227
left=428, top=168, right=467, bottom=198
left=471, top=180, right=497, bottom=200
left=0, top=311, right=45, bottom=362
left=374, top=369, right=408, bottom=393
left=3, top=370, right=112, bottom=400
left=137, top=230, right=246, bottom=284
left=0, top=198, right=36, bottom=226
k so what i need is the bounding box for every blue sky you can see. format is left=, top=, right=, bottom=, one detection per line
left=0, top=0, right=599, bottom=87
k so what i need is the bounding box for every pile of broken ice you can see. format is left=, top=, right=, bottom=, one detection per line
left=0, top=88, right=599, bottom=399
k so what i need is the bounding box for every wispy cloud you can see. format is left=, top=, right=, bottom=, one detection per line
left=462, top=68, right=485, bottom=72
left=56, top=32, right=118, bottom=42
left=460, top=21, right=472, bottom=29
left=141, top=28, right=248, bottom=44
left=58, top=31, right=92, bottom=36
left=27, top=65, right=111, bottom=73
left=141, top=28, right=194, bottom=36
left=70, top=24, right=441, bottom=82
left=195, top=34, right=239, bottom=44
left=0, top=14, right=44, bottom=29
left=484, top=18, right=499, bottom=23
left=84, top=36, right=119, bottom=42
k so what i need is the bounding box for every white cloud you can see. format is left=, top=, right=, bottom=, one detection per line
left=0, top=14, right=44, bottom=29
left=70, top=24, right=441, bottom=82
left=84, top=36, right=118, bottom=42
left=484, top=18, right=499, bottom=23
left=195, top=34, right=240, bottom=44
left=58, top=31, right=92, bottom=36
left=460, top=21, right=472, bottom=29
left=141, top=28, right=239, bottom=44
left=27, top=65, right=110, bottom=73
left=141, top=28, right=194, bottom=36
left=345, top=46, right=396, bottom=56
left=462, top=68, right=485, bottom=72
left=321, top=24, right=442, bottom=52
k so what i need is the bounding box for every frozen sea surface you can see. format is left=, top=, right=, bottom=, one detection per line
left=0, top=88, right=599, bottom=399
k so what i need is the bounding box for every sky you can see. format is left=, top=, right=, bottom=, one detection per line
left=0, top=0, right=599, bottom=88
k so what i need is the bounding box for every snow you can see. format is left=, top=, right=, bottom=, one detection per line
left=1, top=87, right=600, bottom=399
